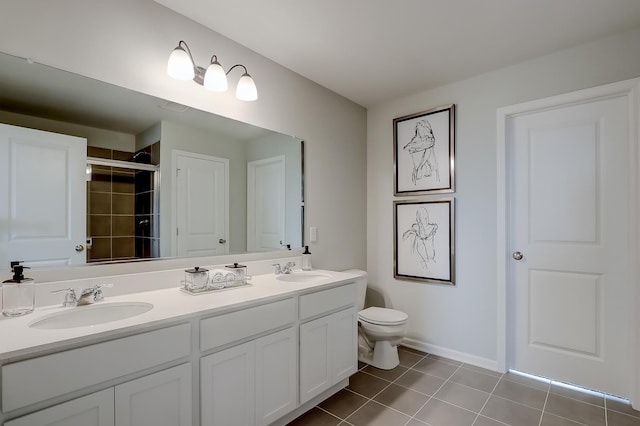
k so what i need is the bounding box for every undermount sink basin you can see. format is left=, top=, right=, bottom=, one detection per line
left=29, top=302, right=154, bottom=330
left=276, top=272, right=332, bottom=283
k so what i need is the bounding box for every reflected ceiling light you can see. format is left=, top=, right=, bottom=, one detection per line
left=167, top=40, right=258, bottom=101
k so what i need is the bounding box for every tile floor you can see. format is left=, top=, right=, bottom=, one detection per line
left=287, top=347, right=640, bottom=426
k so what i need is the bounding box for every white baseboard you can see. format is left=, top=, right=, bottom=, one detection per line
left=402, top=337, right=500, bottom=373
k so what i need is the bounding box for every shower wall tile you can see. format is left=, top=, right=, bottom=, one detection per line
left=112, top=194, right=134, bottom=215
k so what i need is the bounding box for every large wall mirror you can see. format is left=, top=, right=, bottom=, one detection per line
left=0, top=51, right=303, bottom=268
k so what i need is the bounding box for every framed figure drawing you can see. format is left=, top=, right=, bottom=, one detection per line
left=394, top=104, right=455, bottom=195
left=394, top=199, right=455, bottom=285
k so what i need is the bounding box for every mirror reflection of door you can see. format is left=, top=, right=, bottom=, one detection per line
left=174, top=151, right=229, bottom=257
left=247, top=156, right=286, bottom=252
left=0, top=124, right=87, bottom=267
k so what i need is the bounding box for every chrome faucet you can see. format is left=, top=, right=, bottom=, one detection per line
left=77, top=283, right=112, bottom=306
left=52, top=288, right=78, bottom=307
left=273, top=262, right=296, bottom=275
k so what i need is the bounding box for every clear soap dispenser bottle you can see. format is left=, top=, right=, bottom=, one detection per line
left=302, top=246, right=312, bottom=271
left=2, top=261, right=35, bottom=317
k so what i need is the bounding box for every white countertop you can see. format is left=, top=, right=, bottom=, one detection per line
left=0, top=269, right=360, bottom=361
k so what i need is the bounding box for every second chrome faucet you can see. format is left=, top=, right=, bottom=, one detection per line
left=272, top=262, right=296, bottom=275
left=52, top=283, right=113, bottom=307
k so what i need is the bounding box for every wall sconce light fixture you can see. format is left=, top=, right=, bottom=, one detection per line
left=167, top=40, right=258, bottom=101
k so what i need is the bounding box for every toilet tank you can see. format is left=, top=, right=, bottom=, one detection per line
left=342, top=269, right=367, bottom=311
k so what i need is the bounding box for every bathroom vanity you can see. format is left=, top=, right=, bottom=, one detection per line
left=0, top=266, right=360, bottom=426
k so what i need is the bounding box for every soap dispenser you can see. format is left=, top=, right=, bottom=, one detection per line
left=2, top=261, right=35, bottom=317
left=302, top=246, right=312, bottom=271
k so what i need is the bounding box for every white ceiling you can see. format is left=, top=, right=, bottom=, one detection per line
left=155, top=0, right=640, bottom=107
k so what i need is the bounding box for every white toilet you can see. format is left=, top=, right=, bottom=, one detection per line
left=346, top=270, right=409, bottom=370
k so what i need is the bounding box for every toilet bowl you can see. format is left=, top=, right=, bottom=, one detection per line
left=343, top=270, right=409, bottom=370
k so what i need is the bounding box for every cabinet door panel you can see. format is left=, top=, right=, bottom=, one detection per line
left=255, top=328, right=297, bottom=426
left=332, top=309, right=358, bottom=382
left=299, top=317, right=331, bottom=404
left=115, top=363, right=192, bottom=426
left=5, top=388, right=114, bottom=426
left=201, top=341, right=255, bottom=426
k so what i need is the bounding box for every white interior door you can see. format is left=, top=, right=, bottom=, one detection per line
left=174, top=151, right=228, bottom=257
left=0, top=123, right=87, bottom=268
left=247, top=156, right=285, bottom=251
left=508, top=94, right=633, bottom=397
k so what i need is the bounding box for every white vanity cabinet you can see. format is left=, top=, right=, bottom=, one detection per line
left=200, top=298, right=297, bottom=426
left=0, top=272, right=361, bottom=426
left=298, top=284, right=358, bottom=404
left=5, top=364, right=192, bottom=426
left=115, top=363, right=192, bottom=426
left=4, top=389, right=115, bottom=426
left=1, top=324, right=191, bottom=426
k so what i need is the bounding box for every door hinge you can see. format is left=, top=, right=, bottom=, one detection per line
left=176, top=168, right=181, bottom=177
left=176, top=227, right=179, bottom=236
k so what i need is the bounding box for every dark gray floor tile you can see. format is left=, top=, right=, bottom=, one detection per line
left=372, top=383, right=430, bottom=416
left=286, top=407, right=342, bottom=426
left=545, top=393, right=605, bottom=426
left=414, top=398, right=477, bottom=426
left=345, top=400, right=411, bottom=426
left=406, top=419, right=430, bottom=426
left=399, top=348, right=425, bottom=367
left=395, top=369, right=446, bottom=396
left=481, top=395, right=543, bottom=426
left=461, top=364, right=503, bottom=378
left=493, top=377, right=548, bottom=409
left=607, top=396, right=640, bottom=418
left=473, top=415, right=511, bottom=426
left=450, top=367, right=501, bottom=393
left=550, top=383, right=604, bottom=407
left=412, top=357, right=460, bottom=379
left=502, top=372, right=550, bottom=392
left=540, top=412, right=587, bottom=426
left=318, top=389, right=368, bottom=419
left=434, top=381, right=490, bottom=412
left=608, top=410, right=640, bottom=426
left=362, top=364, right=408, bottom=382
left=347, top=371, right=390, bottom=398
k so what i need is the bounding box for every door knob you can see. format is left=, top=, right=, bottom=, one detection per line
left=219, top=238, right=227, bottom=244
left=512, top=251, right=523, bottom=260
left=75, top=244, right=85, bottom=252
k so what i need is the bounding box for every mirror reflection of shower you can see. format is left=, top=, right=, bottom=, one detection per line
left=85, top=142, right=160, bottom=262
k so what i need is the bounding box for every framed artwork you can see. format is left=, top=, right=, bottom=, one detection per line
left=394, top=104, right=455, bottom=195
left=394, top=198, right=455, bottom=285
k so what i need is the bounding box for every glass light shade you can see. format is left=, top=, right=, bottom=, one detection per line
left=236, top=73, right=258, bottom=101
left=203, top=62, right=228, bottom=92
left=167, top=47, right=195, bottom=80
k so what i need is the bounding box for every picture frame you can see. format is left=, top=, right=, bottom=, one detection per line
left=394, top=104, right=455, bottom=195
left=394, top=198, right=455, bottom=285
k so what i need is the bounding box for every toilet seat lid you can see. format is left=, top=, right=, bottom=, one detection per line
left=359, top=307, right=408, bottom=325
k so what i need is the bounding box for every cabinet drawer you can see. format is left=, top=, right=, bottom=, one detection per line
left=4, top=388, right=114, bottom=426
left=2, top=323, right=191, bottom=412
left=200, top=298, right=295, bottom=352
left=299, top=283, right=356, bottom=320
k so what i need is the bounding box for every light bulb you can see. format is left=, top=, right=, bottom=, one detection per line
left=236, top=73, right=258, bottom=101
left=203, top=61, right=228, bottom=92
left=167, top=45, right=195, bottom=80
